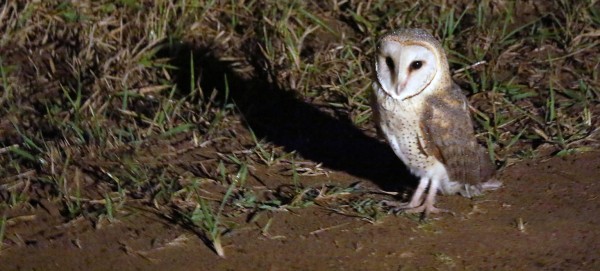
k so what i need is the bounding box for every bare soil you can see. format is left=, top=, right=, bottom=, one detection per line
left=3, top=151, right=599, bottom=270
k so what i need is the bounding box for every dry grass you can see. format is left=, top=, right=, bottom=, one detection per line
left=0, top=0, right=598, bottom=256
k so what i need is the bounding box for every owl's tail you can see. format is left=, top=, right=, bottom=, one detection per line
left=481, top=179, right=502, bottom=191
left=459, top=179, right=502, bottom=198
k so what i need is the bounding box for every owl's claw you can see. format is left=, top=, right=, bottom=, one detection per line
left=381, top=200, right=452, bottom=218
left=402, top=204, right=451, bottom=217
left=380, top=200, right=414, bottom=212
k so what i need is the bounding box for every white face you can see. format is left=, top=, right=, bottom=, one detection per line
left=375, top=40, right=438, bottom=100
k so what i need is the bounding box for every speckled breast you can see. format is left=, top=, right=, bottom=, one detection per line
left=374, top=89, right=432, bottom=172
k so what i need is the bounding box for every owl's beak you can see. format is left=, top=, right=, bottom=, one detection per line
left=395, top=71, right=408, bottom=95
left=396, top=81, right=407, bottom=96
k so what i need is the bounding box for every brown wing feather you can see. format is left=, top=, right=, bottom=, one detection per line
left=420, top=83, right=495, bottom=184
left=370, top=89, right=385, bottom=139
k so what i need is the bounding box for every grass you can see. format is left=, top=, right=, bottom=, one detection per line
left=1, top=0, right=599, bottom=257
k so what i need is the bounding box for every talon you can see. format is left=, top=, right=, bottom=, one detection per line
left=401, top=205, right=426, bottom=214
left=380, top=200, right=420, bottom=214
left=397, top=203, right=452, bottom=218
left=381, top=200, right=412, bottom=208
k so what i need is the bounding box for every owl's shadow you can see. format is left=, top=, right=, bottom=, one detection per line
left=163, top=43, right=415, bottom=192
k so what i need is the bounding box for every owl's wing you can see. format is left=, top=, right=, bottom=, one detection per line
left=419, top=83, right=495, bottom=184
left=370, top=86, right=385, bottom=139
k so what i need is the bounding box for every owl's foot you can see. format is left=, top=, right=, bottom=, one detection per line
left=402, top=204, right=450, bottom=217
left=380, top=200, right=412, bottom=209
left=380, top=200, right=421, bottom=213
left=381, top=200, right=448, bottom=216
left=381, top=200, right=451, bottom=218
left=382, top=177, right=455, bottom=217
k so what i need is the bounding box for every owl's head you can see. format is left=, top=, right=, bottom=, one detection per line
left=373, top=29, right=450, bottom=101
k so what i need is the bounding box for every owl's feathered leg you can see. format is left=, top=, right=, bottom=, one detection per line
left=401, top=176, right=448, bottom=216
left=381, top=176, right=428, bottom=211
left=421, top=176, right=446, bottom=216
left=406, top=176, right=429, bottom=207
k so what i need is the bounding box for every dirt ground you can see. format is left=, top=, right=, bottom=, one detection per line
left=2, top=150, right=599, bottom=270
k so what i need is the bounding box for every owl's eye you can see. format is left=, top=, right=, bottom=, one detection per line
left=385, top=57, right=395, bottom=72
left=409, top=60, right=423, bottom=71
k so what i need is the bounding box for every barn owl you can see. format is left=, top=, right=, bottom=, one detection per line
left=371, top=28, right=500, bottom=216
